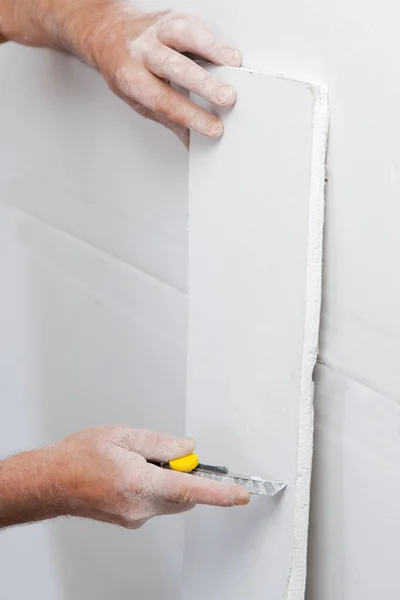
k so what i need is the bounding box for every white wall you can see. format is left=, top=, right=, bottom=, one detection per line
left=190, top=1, right=400, bottom=597
left=0, top=23, right=188, bottom=598
left=1, top=0, right=400, bottom=598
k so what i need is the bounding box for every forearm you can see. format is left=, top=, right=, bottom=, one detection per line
left=0, top=0, right=140, bottom=64
left=0, top=448, right=66, bottom=529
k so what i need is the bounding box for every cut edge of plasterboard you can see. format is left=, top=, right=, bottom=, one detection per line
left=286, top=83, right=329, bottom=600
left=194, top=62, right=325, bottom=91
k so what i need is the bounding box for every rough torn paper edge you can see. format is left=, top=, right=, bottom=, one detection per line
left=286, top=83, right=329, bottom=600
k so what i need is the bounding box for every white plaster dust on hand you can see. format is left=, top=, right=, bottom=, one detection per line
left=90, top=10, right=242, bottom=146
left=51, top=426, right=250, bottom=529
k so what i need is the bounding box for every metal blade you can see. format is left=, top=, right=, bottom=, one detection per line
left=192, top=470, right=286, bottom=496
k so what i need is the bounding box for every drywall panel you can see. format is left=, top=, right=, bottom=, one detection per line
left=184, top=67, right=327, bottom=599
left=185, top=4, right=400, bottom=595
left=193, top=0, right=400, bottom=402
left=0, top=204, right=187, bottom=599
left=307, top=363, right=400, bottom=599
left=0, top=43, right=188, bottom=291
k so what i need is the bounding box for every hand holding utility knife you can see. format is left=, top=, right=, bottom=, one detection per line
left=151, top=453, right=286, bottom=497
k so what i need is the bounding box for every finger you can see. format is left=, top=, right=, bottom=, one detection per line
left=156, top=14, right=242, bottom=67
left=151, top=467, right=251, bottom=507
left=120, top=68, right=224, bottom=137
left=121, top=92, right=189, bottom=148
left=144, top=45, right=236, bottom=107
left=157, top=499, right=196, bottom=516
left=113, top=427, right=196, bottom=462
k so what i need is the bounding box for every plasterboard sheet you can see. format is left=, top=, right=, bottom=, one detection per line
left=183, top=67, right=328, bottom=600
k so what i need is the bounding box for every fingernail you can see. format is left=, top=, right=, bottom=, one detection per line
left=232, top=491, right=251, bottom=506
left=222, top=47, right=242, bottom=67
left=207, top=120, right=223, bottom=137
left=216, top=85, right=236, bottom=106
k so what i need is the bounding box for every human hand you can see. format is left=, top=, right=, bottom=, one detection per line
left=0, top=2, right=241, bottom=146
left=80, top=7, right=242, bottom=147
left=50, top=426, right=250, bottom=529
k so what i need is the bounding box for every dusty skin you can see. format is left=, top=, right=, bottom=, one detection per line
left=0, top=0, right=243, bottom=146
left=0, top=427, right=250, bottom=530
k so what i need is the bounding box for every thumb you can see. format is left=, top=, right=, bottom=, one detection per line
left=113, top=427, right=196, bottom=462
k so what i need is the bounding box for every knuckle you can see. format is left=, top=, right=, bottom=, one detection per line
left=128, top=518, right=148, bottom=530
left=136, top=428, right=154, bottom=449
left=168, top=16, right=189, bottom=36
left=114, top=66, right=133, bottom=96
left=109, top=474, right=129, bottom=498
left=176, top=15, right=215, bottom=48
left=185, top=14, right=205, bottom=31
left=134, top=427, right=165, bottom=455
left=121, top=517, right=145, bottom=530
left=157, top=12, right=197, bottom=37
left=151, top=429, right=163, bottom=449
left=153, top=9, right=174, bottom=23
left=137, top=427, right=151, bottom=438
left=120, top=503, right=153, bottom=529
left=158, top=10, right=188, bottom=26
left=198, top=74, right=211, bottom=94
left=154, top=90, right=177, bottom=116
left=159, top=51, right=181, bottom=75
left=189, top=111, right=207, bottom=133
left=199, top=34, right=217, bottom=53
left=113, top=65, right=146, bottom=99
left=176, top=486, right=195, bottom=504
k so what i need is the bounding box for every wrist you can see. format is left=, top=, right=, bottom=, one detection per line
left=0, top=447, right=67, bottom=528
left=39, top=0, right=146, bottom=68
left=0, top=0, right=141, bottom=64
left=63, top=0, right=146, bottom=69
left=42, top=0, right=129, bottom=64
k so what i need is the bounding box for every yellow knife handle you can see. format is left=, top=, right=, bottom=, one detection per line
left=168, top=453, right=199, bottom=472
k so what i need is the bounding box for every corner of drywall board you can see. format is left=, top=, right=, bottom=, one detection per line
left=286, top=86, right=329, bottom=600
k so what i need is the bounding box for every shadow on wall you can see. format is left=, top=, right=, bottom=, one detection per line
left=6, top=54, right=190, bottom=596
left=306, top=364, right=347, bottom=600
left=25, top=216, right=188, bottom=599
left=0, top=42, right=191, bottom=598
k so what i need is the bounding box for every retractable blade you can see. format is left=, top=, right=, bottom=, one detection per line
left=191, top=469, right=286, bottom=496
left=152, top=453, right=286, bottom=497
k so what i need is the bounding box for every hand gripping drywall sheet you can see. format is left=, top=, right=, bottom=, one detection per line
left=183, top=67, right=328, bottom=600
